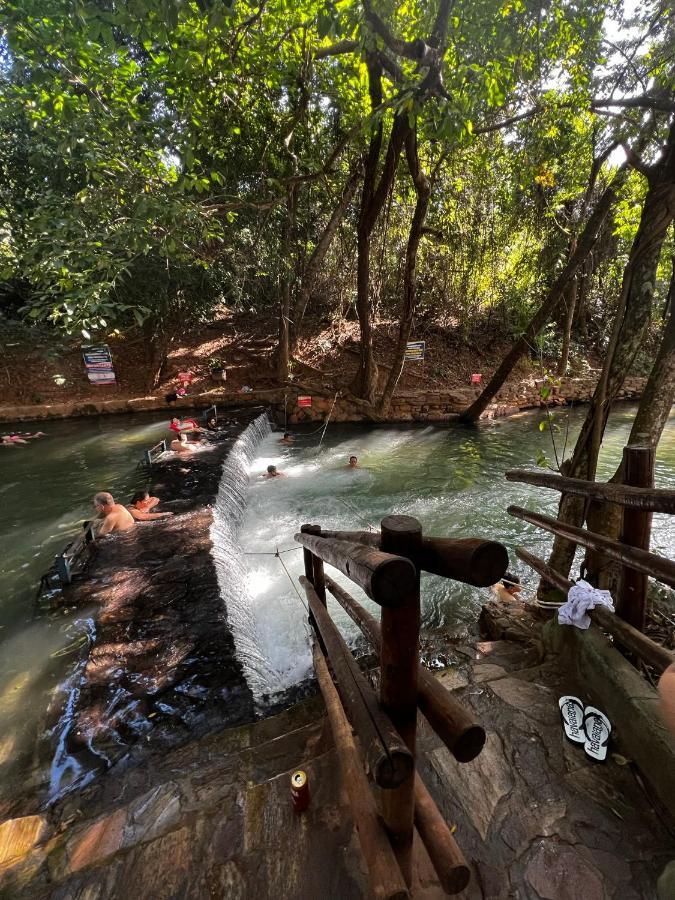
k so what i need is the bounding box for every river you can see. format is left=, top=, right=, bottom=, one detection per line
left=0, top=403, right=673, bottom=806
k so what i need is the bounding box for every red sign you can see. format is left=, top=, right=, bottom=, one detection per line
left=471, top=373, right=483, bottom=384
left=297, top=396, right=312, bottom=408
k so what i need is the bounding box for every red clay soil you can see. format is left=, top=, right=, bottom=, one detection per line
left=0, top=312, right=596, bottom=412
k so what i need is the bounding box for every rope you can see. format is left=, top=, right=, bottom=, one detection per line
left=336, top=496, right=378, bottom=532
left=275, top=549, right=313, bottom=643
left=317, top=392, right=339, bottom=450
left=243, top=547, right=302, bottom=557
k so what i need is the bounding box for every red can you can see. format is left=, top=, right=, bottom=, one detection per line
left=290, top=770, right=310, bottom=812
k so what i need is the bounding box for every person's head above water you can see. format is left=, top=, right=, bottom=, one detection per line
left=171, top=417, right=180, bottom=424
left=501, top=572, right=522, bottom=595
left=348, top=455, right=358, bottom=468
left=267, top=465, right=277, bottom=474
left=130, top=490, right=149, bottom=507
left=93, top=491, right=114, bottom=512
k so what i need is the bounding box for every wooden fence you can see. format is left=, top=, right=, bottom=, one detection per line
left=296, top=515, right=509, bottom=898
left=507, top=443, right=675, bottom=674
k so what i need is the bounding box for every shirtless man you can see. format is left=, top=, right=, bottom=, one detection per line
left=171, top=433, right=195, bottom=453
left=263, top=464, right=285, bottom=478
left=278, top=432, right=294, bottom=444
left=491, top=572, right=522, bottom=603
left=93, top=492, right=135, bottom=535
left=347, top=455, right=359, bottom=469
left=127, top=490, right=173, bottom=522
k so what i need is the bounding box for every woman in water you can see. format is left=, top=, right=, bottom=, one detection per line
left=127, top=490, right=174, bottom=521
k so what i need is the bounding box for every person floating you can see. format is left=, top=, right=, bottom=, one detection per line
left=278, top=432, right=294, bottom=444
left=127, top=490, right=174, bottom=522
left=263, top=464, right=285, bottom=478
left=93, top=491, right=135, bottom=535
left=492, top=572, right=522, bottom=603
left=347, top=455, right=359, bottom=468
left=1, top=431, right=45, bottom=445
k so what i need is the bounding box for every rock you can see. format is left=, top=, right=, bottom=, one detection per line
left=0, top=816, right=49, bottom=871
left=524, top=840, right=606, bottom=900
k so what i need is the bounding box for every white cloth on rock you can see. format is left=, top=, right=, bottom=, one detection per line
left=557, top=580, right=615, bottom=630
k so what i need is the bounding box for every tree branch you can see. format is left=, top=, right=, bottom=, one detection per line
left=361, top=0, right=438, bottom=66
left=591, top=94, right=675, bottom=113
left=314, top=39, right=359, bottom=59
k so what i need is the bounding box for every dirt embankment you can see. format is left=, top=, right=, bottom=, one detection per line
left=0, top=313, right=643, bottom=424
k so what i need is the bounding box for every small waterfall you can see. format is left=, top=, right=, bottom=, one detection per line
left=210, top=412, right=286, bottom=700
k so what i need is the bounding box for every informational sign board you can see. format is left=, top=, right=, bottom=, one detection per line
left=405, top=341, right=426, bottom=361
left=82, top=344, right=116, bottom=385
left=297, top=395, right=312, bottom=408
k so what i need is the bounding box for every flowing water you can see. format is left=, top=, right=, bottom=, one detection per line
left=233, top=405, right=675, bottom=701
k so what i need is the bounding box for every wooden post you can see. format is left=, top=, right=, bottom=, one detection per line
left=414, top=774, right=471, bottom=894
left=324, top=574, right=486, bottom=762
left=300, top=524, right=326, bottom=604
left=312, top=642, right=409, bottom=900
left=379, top=515, right=422, bottom=887
left=300, top=577, right=413, bottom=788
left=617, top=445, right=655, bottom=631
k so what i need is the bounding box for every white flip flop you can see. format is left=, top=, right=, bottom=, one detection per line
left=583, top=706, right=612, bottom=762
left=559, top=695, right=585, bottom=744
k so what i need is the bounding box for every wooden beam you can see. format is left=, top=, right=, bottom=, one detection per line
left=515, top=548, right=674, bottom=673
left=414, top=774, right=471, bottom=894
left=311, top=642, right=409, bottom=900
left=507, top=506, right=675, bottom=589
left=301, top=523, right=326, bottom=604
left=316, top=529, right=508, bottom=587
left=325, top=575, right=486, bottom=762
left=300, top=576, right=413, bottom=787
left=295, top=534, right=416, bottom=606
left=505, top=468, right=675, bottom=514
left=379, top=516, right=421, bottom=886
left=617, top=446, right=655, bottom=630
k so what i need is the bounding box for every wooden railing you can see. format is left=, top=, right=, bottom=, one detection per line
left=296, top=515, right=509, bottom=897
left=507, top=443, right=675, bottom=674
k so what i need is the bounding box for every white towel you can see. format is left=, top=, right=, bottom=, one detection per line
left=557, top=579, right=615, bottom=630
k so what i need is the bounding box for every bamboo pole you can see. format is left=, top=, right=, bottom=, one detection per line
left=317, top=530, right=508, bottom=587
left=325, top=575, right=486, bottom=762
left=300, top=576, right=413, bottom=787
left=379, top=515, right=421, bottom=887
left=311, top=642, right=409, bottom=900
left=507, top=505, right=675, bottom=589
left=505, top=468, right=675, bottom=513
left=617, top=445, right=655, bottom=630
left=515, top=548, right=674, bottom=673
left=295, top=533, right=417, bottom=605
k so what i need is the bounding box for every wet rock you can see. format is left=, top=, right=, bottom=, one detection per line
left=0, top=816, right=49, bottom=871
left=524, top=840, right=607, bottom=900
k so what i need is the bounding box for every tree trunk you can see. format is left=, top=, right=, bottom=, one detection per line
left=459, top=161, right=631, bottom=423
left=583, top=255, right=675, bottom=586
left=291, top=163, right=362, bottom=348
left=378, top=130, right=430, bottom=416
left=544, top=120, right=675, bottom=587
left=277, top=183, right=298, bottom=383
left=351, top=59, right=410, bottom=403
left=557, top=250, right=578, bottom=377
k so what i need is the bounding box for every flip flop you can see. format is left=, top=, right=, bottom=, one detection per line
left=583, top=706, right=612, bottom=762
left=559, top=695, right=585, bottom=744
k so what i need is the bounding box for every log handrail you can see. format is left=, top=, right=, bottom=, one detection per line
left=505, top=468, right=675, bottom=514
left=300, top=576, right=414, bottom=788
left=325, top=575, right=486, bottom=762
left=311, top=641, right=409, bottom=900
left=515, top=548, right=674, bottom=673
left=507, top=505, right=675, bottom=589
left=295, top=533, right=417, bottom=605
left=316, top=530, right=508, bottom=587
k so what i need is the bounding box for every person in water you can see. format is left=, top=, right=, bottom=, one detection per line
left=263, top=464, right=285, bottom=478
left=492, top=572, right=522, bottom=603
left=1, top=431, right=45, bottom=445
left=93, top=492, right=135, bottom=535
left=347, top=455, right=359, bottom=468
left=127, top=490, right=173, bottom=521
left=170, top=433, right=195, bottom=453
left=206, top=416, right=219, bottom=431
left=279, top=432, right=294, bottom=444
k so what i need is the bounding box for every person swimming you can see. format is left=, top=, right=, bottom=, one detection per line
left=127, top=490, right=174, bottom=521
left=279, top=432, right=294, bottom=444
left=492, top=572, right=522, bottom=603
left=263, top=464, right=285, bottom=478
left=347, top=455, right=359, bottom=468
left=170, top=433, right=195, bottom=453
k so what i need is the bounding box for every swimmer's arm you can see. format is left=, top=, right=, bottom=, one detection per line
left=97, top=517, right=115, bottom=536
left=129, top=508, right=173, bottom=520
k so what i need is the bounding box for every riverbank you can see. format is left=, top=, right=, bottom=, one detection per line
left=0, top=313, right=644, bottom=425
